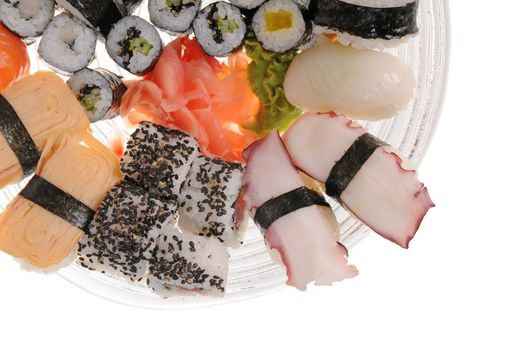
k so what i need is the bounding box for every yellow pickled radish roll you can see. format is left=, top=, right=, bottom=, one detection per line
left=0, top=131, right=122, bottom=269
left=0, top=71, right=90, bottom=188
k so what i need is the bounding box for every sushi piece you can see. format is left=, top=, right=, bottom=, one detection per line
left=121, top=122, right=200, bottom=199
left=106, top=16, right=163, bottom=75
left=311, top=0, right=419, bottom=49
left=67, top=68, right=126, bottom=123
left=192, top=1, right=247, bottom=57
left=77, top=181, right=178, bottom=283
left=242, top=131, right=358, bottom=291
left=284, top=42, right=415, bottom=120
left=0, top=131, right=122, bottom=269
left=114, top=0, right=143, bottom=16
left=179, top=155, right=245, bottom=247
left=0, top=0, right=54, bottom=40
left=149, top=0, right=201, bottom=34
left=283, top=112, right=435, bottom=248
left=228, top=0, right=265, bottom=10
left=55, top=0, right=123, bottom=37
left=38, top=13, right=97, bottom=74
left=147, top=225, right=229, bottom=297
left=251, top=0, right=312, bottom=53
left=0, top=72, right=90, bottom=189
left=0, top=23, right=29, bottom=91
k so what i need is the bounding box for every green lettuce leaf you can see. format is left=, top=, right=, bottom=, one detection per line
left=244, top=32, right=302, bottom=135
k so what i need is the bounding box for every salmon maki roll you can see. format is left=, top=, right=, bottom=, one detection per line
left=0, top=131, right=122, bottom=270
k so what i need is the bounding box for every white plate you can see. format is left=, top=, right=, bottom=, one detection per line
left=0, top=0, right=449, bottom=309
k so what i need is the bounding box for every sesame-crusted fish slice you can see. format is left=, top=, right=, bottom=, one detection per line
left=179, top=155, right=245, bottom=247
left=77, top=181, right=178, bottom=283
left=147, top=225, right=229, bottom=297
left=121, top=122, right=200, bottom=199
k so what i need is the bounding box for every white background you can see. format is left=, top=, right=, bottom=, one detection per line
left=1, top=1, right=526, bottom=349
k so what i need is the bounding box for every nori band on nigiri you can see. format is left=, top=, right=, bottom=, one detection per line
left=19, top=175, right=95, bottom=231
left=254, top=187, right=331, bottom=230
left=0, top=94, right=40, bottom=176
left=311, top=0, right=419, bottom=40
left=326, top=133, right=387, bottom=199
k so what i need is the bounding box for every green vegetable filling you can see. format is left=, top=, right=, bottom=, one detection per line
left=129, top=37, right=153, bottom=56
left=244, top=32, right=301, bottom=134
left=79, top=86, right=102, bottom=114
left=217, top=19, right=239, bottom=34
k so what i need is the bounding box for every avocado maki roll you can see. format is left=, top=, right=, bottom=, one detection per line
left=106, top=16, right=162, bottom=75
left=0, top=0, right=54, bottom=40
left=192, top=1, right=247, bottom=57
left=148, top=0, right=201, bottom=34
left=38, top=13, right=97, bottom=74
left=252, top=0, right=312, bottom=53
left=67, top=68, right=126, bottom=123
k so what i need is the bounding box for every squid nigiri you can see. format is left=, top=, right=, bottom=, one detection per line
left=284, top=42, right=415, bottom=121
left=242, top=131, right=358, bottom=291
left=283, top=112, right=434, bottom=248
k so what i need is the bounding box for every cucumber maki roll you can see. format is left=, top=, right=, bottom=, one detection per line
left=56, top=0, right=124, bottom=37
left=106, top=16, right=162, bottom=75
left=311, top=0, right=419, bottom=49
left=192, top=1, right=247, bottom=57
left=67, top=68, right=126, bottom=123
left=38, top=13, right=97, bottom=74
left=148, top=0, right=201, bottom=34
left=0, top=0, right=54, bottom=40
left=252, top=0, right=312, bottom=53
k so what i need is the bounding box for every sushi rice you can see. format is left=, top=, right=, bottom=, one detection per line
left=38, top=13, right=97, bottom=74
left=0, top=0, right=54, bottom=39
left=149, top=0, right=201, bottom=34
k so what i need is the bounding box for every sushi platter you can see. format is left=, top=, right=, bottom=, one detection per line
left=0, top=0, right=448, bottom=308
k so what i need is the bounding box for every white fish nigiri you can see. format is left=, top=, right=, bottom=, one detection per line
left=242, top=131, right=358, bottom=291
left=283, top=113, right=434, bottom=248
left=284, top=42, right=415, bottom=121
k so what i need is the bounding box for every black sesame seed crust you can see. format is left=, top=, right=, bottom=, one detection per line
left=179, top=155, right=245, bottom=247
left=77, top=181, right=179, bottom=283
left=147, top=225, right=229, bottom=297
left=121, top=122, right=200, bottom=199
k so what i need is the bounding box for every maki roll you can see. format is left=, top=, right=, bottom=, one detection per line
left=0, top=131, right=122, bottom=269
left=148, top=0, right=201, bottom=34
left=192, top=1, right=247, bottom=57
left=67, top=68, right=126, bottom=123
left=55, top=0, right=123, bottom=37
left=179, top=155, right=245, bottom=247
left=121, top=122, right=200, bottom=199
left=228, top=0, right=265, bottom=10
left=0, top=0, right=54, bottom=40
left=38, top=13, right=97, bottom=74
left=78, top=182, right=178, bottom=283
left=114, top=0, right=143, bottom=16
left=148, top=225, right=229, bottom=297
left=106, top=16, right=163, bottom=75
left=311, top=0, right=419, bottom=48
left=0, top=72, right=90, bottom=188
left=251, top=0, right=312, bottom=53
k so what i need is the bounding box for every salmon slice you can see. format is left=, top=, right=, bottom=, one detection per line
left=0, top=131, right=122, bottom=269
left=0, top=23, right=29, bottom=91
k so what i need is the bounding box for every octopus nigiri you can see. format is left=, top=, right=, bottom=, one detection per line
left=283, top=112, right=434, bottom=248
left=242, top=131, right=358, bottom=291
